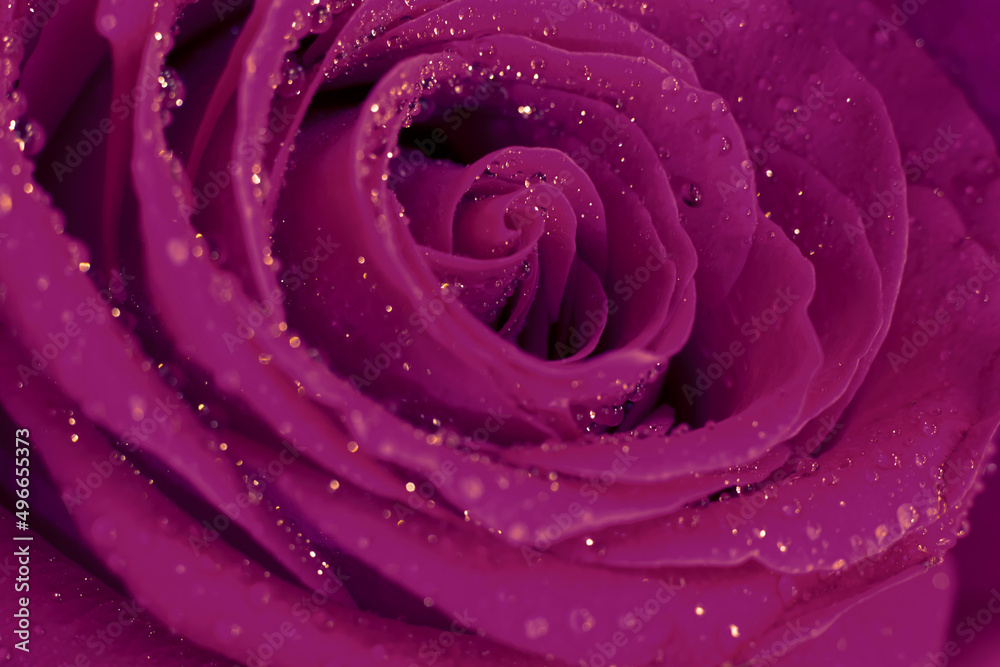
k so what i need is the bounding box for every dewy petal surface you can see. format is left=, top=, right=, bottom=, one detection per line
left=2, top=0, right=999, bottom=665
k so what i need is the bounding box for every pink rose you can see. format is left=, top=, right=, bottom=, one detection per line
left=1, top=0, right=998, bottom=665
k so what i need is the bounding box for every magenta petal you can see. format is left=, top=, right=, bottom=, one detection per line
left=765, top=559, right=955, bottom=666
left=501, top=215, right=822, bottom=482
left=564, top=187, right=1000, bottom=572
left=0, top=508, right=233, bottom=665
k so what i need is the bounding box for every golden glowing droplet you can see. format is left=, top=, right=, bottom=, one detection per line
left=357, top=256, right=365, bottom=264
left=110, top=307, right=120, bottom=318
left=405, top=482, right=416, bottom=492
left=730, top=624, right=740, bottom=638
left=289, top=336, right=302, bottom=348
left=525, top=617, right=549, bottom=639
left=258, top=353, right=273, bottom=364
left=347, top=441, right=359, bottom=453
left=695, top=606, right=705, bottom=616
left=219, top=443, right=228, bottom=451
left=508, top=523, right=529, bottom=541
left=78, top=262, right=91, bottom=272
left=70, top=434, right=79, bottom=442
left=329, top=480, right=340, bottom=491
left=370, top=103, right=380, bottom=113
left=0, top=192, right=11, bottom=214
left=585, top=538, right=594, bottom=546
left=167, top=238, right=189, bottom=265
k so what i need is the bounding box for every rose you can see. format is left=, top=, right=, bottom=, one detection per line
left=2, top=0, right=999, bottom=665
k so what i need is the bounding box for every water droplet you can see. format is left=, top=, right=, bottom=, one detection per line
left=897, top=503, right=919, bottom=530
left=309, top=2, right=333, bottom=32
left=158, top=67, right=185, bottom=109
left=681, top=183, right=703, bottom=207
left=90, top=517, right=118, bottom=545
left=781, top=500, right=801, bottom=517
left=796, top=458, right=820, bottom=475
left=714, top=134, right=732, bottom=156
left=777, top=575, right=799, bottom=606
left=661, top=75, right=679, bottom=91
left=710, top=98, right=729, bottom=115
left=525, top=616, right=549, bottom=639
left=477, top=41, right=497, bottom=59
left=872, top=24, right=895, bottom=48
left=594, top=404, right=625, bottom=427
left=569, top=607, right=596, bottom=633
left=877, top=451, right=899, bottom=469
left=460, top=476, right=484, bottom=500
left=13, top=118, right=45, bottom=156
left=277, top=57, right=306, bottom=97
